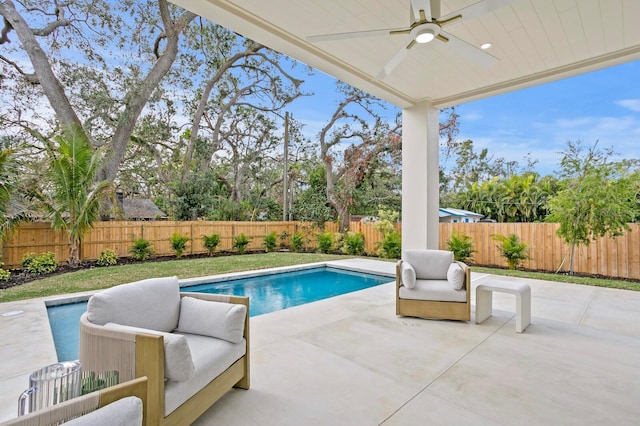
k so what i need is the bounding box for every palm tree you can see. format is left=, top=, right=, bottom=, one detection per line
left=44, top=126, right=112, bottom=267
left=0, top=148, right=32, bottom=239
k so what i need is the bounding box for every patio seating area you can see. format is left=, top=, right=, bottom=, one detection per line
left=2, top=258, right=640, bottom=425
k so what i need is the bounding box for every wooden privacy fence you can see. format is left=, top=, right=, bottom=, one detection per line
left=2, top=221, right=640, bottom=280
left=439, top=222, right=640, bottom=280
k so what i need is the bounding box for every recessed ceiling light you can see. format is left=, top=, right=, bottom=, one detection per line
left=480, top=42, right=492, bottom=50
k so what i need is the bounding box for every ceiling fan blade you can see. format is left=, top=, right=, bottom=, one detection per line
left=439, top=0, right=517, bottom=24
left=411, top=0, right=433, bottom=22
left=374, top=40, right=413, bottom=80
left=307, top=27, right=405, bottom=43
left=440, top=30, right=499, bottom=67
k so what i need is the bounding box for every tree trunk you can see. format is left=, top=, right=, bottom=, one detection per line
left=569, top=243, right=576, bottom=275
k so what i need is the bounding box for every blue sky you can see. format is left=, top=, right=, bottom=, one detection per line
left=290, top=59, right=640, bottom=177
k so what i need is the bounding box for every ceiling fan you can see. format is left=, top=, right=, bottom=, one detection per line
left=306, top=0, right=517, bottom=80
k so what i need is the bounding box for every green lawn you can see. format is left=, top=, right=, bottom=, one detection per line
left=0, top=253, right=349, bottom=303
left=472, top=266, right=640, bottom=292
left=1, top=253, right=638, bottom=304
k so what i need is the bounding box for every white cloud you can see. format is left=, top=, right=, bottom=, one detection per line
left=616, top=99, right=640, bottom=112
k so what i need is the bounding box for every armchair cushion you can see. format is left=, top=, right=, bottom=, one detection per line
left=64, top=396, right=143, bottom=426
left=447, top=262, right=466, bottom=290
left=104, top=322, right=195, bottom=382
left=176, top=296, right=247, bottom=344
left=87, top=276, right=181, bottom=332
left=400, top=262, right=416, bottom=289
left=164, top=333, right=247, bottom=416
left=404, top=250, right=454, bottom=279
left=399, top=279, right=467, bottom=302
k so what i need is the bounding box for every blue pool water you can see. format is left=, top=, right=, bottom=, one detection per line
left=47, top=267, right=390, bottom=361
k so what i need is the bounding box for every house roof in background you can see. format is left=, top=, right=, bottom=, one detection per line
left=122, top=198, right=167, bottom=220
left=439, top=207, right=483, bottom=218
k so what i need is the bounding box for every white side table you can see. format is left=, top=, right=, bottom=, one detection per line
left=475, top=281, right=531, bottom=333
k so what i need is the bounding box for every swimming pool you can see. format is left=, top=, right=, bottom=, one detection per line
left=47, top=266, right=391, bottom=361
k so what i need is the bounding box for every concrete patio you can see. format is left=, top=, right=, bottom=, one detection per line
left=1, top=258, right=640, bottom=425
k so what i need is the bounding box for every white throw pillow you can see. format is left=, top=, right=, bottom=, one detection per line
left=104, top=323, right=194, bottom=382
left=401, top=262, right=417, bottom=289
left=447, top=262, right=466, bottom=291
left=176, top=297, right=246, bottom=344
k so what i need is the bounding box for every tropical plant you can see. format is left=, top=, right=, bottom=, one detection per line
left=374, top=207, right=401, bottom=258
left=492, top=234, right=530, bottom=270
left=0, top=148, right=28, bottom=239
left=170, top=233, right=190, bottom=258
left=291, top=231, right=305, bottom=252
left=316, top=231, right=334, bottom=254
left=342, top=232, right=365, bottom=256
left=378, top=232, right=401, bottom=259
left=21, top=252, right=58, bottom=275
left=0, top=263, right=10, bottom=281
left=447, top=232, right=475, bottom=263
left=233, top=233, right=251, bottom=254
left=96, top=249, right=118, bottom=267
left=41, top=126, right=112, bottom=267
left=202, top=233, right=221, bottom=256
left=263, top=231, right=277, bottom=252
left=129, top=238, right=153, bottom=261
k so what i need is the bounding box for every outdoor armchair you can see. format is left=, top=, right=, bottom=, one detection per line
left=396, top=249, right=471, bottom=321
left=79, top=276, right=250, bottom=426
left=1, top=376, right=147, bottom=426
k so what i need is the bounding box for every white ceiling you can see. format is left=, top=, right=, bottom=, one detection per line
left=172, top=0, right=640, bottom=109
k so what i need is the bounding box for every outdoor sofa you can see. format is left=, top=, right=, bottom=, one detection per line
left=396, top=249, right=471, bottom=321
left=79, top=276, right=250, bottom=425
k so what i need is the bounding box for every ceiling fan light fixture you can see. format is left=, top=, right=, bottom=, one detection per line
left=415, top=28, right=435, bottom=43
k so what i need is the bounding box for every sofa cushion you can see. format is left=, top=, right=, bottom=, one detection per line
left=447, top=262, right=466, bottom=290
left=164, top=333, right=246, bottom=416
left=404, top=250, right=454, bottom=280
left=401, top=262, right=416, bottom=289
left=399, top=279, right=467, bottom=302
left=176, top=297, right=246, bottom=344
left=64, top=396, right=143, bottom=426
left=87, top=276, right=181, bottom=332
left=104, top=323, right=194, bottom=382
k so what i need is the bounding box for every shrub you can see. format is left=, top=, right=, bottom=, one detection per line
left=316, top=231, right=334, bottom=254
left=342, top=232, right=365, bottom=256
left=202, top=233, right=221, bottom=256
left=492, top=233, right=530, bottom=270
left=291, top=231, right=305, bottom=252
left=22, top=252, right=58, bottom=275
left=21, top=252, right=37, bottom=270
left=378, top=231, right=401, bottom=259
left=233, top=233, right=251, bottom=254
left=263, top=231, right=278, bottom=252
left=96, top=249, right=118, bottom=267
left=447, top=232, right=476, bottom=263
left=129, top=238, right=153, bottom=261
left=170, top=233, right=190, bottom=258
left=0, top=263, right=10, bottom=281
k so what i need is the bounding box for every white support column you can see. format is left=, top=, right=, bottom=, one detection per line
left=401, top=101, right=440, bottom=251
